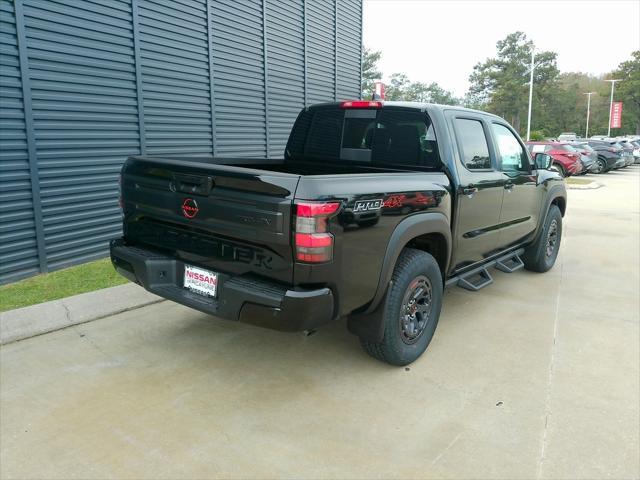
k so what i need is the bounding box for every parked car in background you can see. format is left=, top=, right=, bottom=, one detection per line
left=615, top=139, right=638, bottom=165
left=558, top=132, right=578, bottom=142
left=630, top=141, right=640, bottom=164
left=571, top=142, right=600, bottom=173
left=587, top=140, right=625, bottom=171
left=525, top=141, right=583, bottom=177
left=610, top=141, right=634, bottom=167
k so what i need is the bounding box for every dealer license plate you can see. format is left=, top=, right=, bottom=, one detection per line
left=183, top=264, right=218, bottom=298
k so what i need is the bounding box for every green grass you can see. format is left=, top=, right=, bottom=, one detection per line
left=0, top=258, right=128, bottom=312
left=565, top=177, right=592, bottom=185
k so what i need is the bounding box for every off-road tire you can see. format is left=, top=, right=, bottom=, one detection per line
left=523, top=205, right=562, bottom=273
left=360, top=248, right=443, bottom=366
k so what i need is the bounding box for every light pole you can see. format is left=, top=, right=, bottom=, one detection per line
left=583, top=92, right=595, bottom=138
left=605, top=79, right=621, bottom=137
left=526, top=46, right=535, bottom=141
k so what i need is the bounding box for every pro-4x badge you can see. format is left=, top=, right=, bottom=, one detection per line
left=353, top=199, right=383, bottom=212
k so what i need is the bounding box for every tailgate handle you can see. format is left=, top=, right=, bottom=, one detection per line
left=170, top=174, right=214, bottom=196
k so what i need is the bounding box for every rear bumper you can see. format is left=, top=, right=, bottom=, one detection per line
left=110, top=239, right=335, bottom=332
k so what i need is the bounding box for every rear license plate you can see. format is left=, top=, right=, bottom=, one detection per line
left=183, top=265, right=218, bottom=298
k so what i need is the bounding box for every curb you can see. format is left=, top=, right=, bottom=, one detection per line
left=0, top=283, right=163, bottom=345
left=566, top=181, right=603, bottom=190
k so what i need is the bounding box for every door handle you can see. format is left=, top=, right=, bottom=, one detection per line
left=462, top=186, right=478, bottom=197
left=504, top=182, right=514, bottom=191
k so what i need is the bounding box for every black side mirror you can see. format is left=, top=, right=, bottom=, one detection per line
left=534, top=153, right=553, bottom=170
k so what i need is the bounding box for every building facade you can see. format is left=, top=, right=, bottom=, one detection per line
left=0, top=0, right=362, bottom=284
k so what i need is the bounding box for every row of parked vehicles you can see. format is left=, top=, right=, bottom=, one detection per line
left=525, top=134, right=640, bottom=177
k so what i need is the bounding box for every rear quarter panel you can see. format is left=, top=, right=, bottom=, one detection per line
left=294, top=173, right=451, bottom=316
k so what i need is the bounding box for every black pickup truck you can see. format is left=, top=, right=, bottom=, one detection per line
left=110, top=101, right=566, bottom=366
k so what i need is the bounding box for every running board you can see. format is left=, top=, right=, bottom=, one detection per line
left=457, top=268, right=493, bottom=291
left=495, top=253, right=524, bottom=273
left=445, top=248, right=526, bottom=292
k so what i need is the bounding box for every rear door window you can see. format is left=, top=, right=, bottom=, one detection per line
left=453, top=118, right=492, bottom=170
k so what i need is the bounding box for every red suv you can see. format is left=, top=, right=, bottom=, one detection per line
left=525, top=141, right=583, bottom=177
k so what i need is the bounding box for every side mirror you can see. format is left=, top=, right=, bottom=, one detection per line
left=534, top=153, right=553, bottom=170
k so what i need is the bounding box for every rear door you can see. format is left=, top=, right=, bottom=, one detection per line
left=447, top=113, right=505, bottom=270
left=121, top=157, right=300, bottom=284
left=490, top=122, right=541, bottom=248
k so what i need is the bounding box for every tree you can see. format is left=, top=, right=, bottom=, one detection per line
left=612, top=51, right=640, bottom=134
left=384, top=73, right=410, bottom=100
left=361, top=45, right=460, bottom=104
left=361, top=47, right=382, bottom=99
left=468, top=32, right=559, bottom=133
left=384, top=74, right=460, bottom=104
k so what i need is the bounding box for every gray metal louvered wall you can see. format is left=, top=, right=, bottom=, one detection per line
left=0, top=0, right=362, bottom=284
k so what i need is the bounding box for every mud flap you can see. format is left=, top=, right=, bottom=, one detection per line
left=347, top=281, right=392, bottom=343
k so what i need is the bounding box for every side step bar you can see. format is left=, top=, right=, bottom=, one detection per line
left=445, top=248, right=525, bottom=292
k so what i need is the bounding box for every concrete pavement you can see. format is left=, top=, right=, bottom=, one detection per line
left=1, top=167, right=638, bottom=479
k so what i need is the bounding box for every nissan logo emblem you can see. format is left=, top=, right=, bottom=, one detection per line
left=182, top=198, right=199, bottom=218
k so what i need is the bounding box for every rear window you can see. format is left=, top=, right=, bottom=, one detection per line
left=559, top=144, right=577, bottom=152
left=286, top=107, right=440, bottom=169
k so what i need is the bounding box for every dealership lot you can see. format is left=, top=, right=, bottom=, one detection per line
left=1, top=169, right=638, bottom=479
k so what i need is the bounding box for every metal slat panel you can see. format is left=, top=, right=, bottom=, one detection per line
left=0, top=0, right=39, bottom=284
left=0, top=0, right=362, bottom=283
left=23, top=0, right=138, bottom=269
left=306, top=0, right=336, bottom=105
left=265, top=0, right=303, bottom=157
left=138, top=0, right=212, bottom=155
left=337, top=0, right=362, bottom=100
left=212, top=0, right=266, bottom=158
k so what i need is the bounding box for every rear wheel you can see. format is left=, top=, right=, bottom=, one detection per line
left=596, top=157, right=608, bottom=173
left=359, top=248, right=443, bottom=366
left=523, top=205, right=562, bottom=273
left=592, top=159, right=605, bottom=174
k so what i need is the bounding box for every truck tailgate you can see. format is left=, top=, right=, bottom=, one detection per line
left=121, top=156, right=300, bottom=284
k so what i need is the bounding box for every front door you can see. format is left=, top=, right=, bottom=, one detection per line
left=448, top=114, right=505, bottom=271
left=490, top=122, right=541, bottom=248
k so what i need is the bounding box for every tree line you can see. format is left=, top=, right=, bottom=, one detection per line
left=362, top=32, right=640, bottom=137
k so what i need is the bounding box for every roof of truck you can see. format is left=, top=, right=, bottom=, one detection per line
left=308, top=100, right=503, bottom=120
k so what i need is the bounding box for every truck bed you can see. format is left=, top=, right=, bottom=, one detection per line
left=142, top=155, right=425, bottom=176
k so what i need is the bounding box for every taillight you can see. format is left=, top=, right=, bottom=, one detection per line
left=340, top=100, right=382, bottom=109
left=608, top=147, right=617, bottom=153
left=294, top=201, right=341, bottom=263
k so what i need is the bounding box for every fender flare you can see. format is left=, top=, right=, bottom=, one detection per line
left=347, top=212, right=451, bottom=342
left=533, top=184, right=567, bottom=243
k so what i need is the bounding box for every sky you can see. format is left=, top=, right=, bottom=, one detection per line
left=363, top=0, right=640, bottom=98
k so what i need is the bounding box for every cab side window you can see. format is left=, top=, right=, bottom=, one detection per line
left=454, top=118, right=492, bottom=170
left=492, top=123, right=530, bottom=172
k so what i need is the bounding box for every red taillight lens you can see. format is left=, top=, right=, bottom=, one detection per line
left=294, top=201, right=341, bottom=263
left=340, top=100, right=382, bottom=109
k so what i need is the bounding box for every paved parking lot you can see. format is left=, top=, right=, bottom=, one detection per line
left=1, top=168, right=638, bottom=480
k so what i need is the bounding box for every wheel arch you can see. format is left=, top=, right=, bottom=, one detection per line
left=347, top=213, right=451, bottom=344
left=551, top=195, right=566, bottom=217
left=359, top=212, right=451, bottom=316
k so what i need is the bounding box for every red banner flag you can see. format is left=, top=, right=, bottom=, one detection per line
left=373, top=81, right=385, bottom=100
left=610, top=102, right=623, bottom=129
